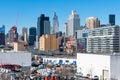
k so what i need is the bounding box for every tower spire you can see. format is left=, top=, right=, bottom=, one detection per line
left=53, top=12, right=59, bottom=33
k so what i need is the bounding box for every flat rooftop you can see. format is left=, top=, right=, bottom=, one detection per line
left=77, top=52, right=120, bottom=56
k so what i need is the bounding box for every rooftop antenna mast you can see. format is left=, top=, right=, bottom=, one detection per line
left=15, top=13, right=19, bottom=27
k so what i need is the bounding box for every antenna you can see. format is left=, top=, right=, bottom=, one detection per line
left=16, top=13, right=19, bottom=27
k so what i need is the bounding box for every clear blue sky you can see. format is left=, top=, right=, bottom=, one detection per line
left=0, top=0, right=120, bottom=34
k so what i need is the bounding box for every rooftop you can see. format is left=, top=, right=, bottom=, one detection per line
left=77, top=52, right=120, bottom=56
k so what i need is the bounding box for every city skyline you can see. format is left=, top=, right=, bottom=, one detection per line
left=0, top=0, right=120, bottom=34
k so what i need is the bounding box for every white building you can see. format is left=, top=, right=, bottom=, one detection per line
left=0, top=51, right=31, bottom=67
left=67, top=10, right=80, bottom=36
left=76, top=26, right=120, bottom=53
left=77, top=53, right=120, bottom=80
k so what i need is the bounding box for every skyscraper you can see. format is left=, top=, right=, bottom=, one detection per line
left=53, top=12, right=59, bottom=33
left=37, top=14, right=50, bottom=38
left=29, top=27, right=36, bottom=46
left=64, top=23, right=68, bottom=37
left=0, top=25, right=5, bottom=45
left=86, top=17, right=100, bottom=29
left=109, top=14, right=115, bottom=25
left=67, top=10, right=80, bottom=37
left=22, top=27, right=28, bottom=42
left=0, top=25, right=5, bottom=34
left=8, top=26, right=18, bottom=42
left=50, top=27, right=54, bottom=34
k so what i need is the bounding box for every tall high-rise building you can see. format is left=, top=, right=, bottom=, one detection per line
left=0, top=25, right=5, bottom=45
left=64, top=23, right=68, bottom=37
left=29, top=27, right=36, bottom=46
left=109, top=14, right=115, bottom=25
left=22, top=27, right=28, bottom=42
left=8, top=26, right=18, bottom=42
left=50, top=27, right=54, bottom=34
left=0, top=25, right=5, bottom=34
left=86, top=17, right=100, bottom=29
left=37, top=14, right=50, bottom=38
left=67, top=10, right=80, bottom=37
left=53, top=12, right=59, bottom=33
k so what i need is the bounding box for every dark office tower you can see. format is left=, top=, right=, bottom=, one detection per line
left=29, top=27, right=36, bottom=46
left=0, top=25, right=5, bottom=34
left=109, top=14, right=115, bottom=25
left=56, top=31, right=62, bottom=38
left=37, top=14, right=50, bottom=38
left=0, top=25, right=5, bottom=45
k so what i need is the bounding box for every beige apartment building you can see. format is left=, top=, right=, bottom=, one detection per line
left=14, top=41, right=27, bottom=51
left=39, top=34, right=59, bottom=51
left=86, top=16, right=100, bottom=29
